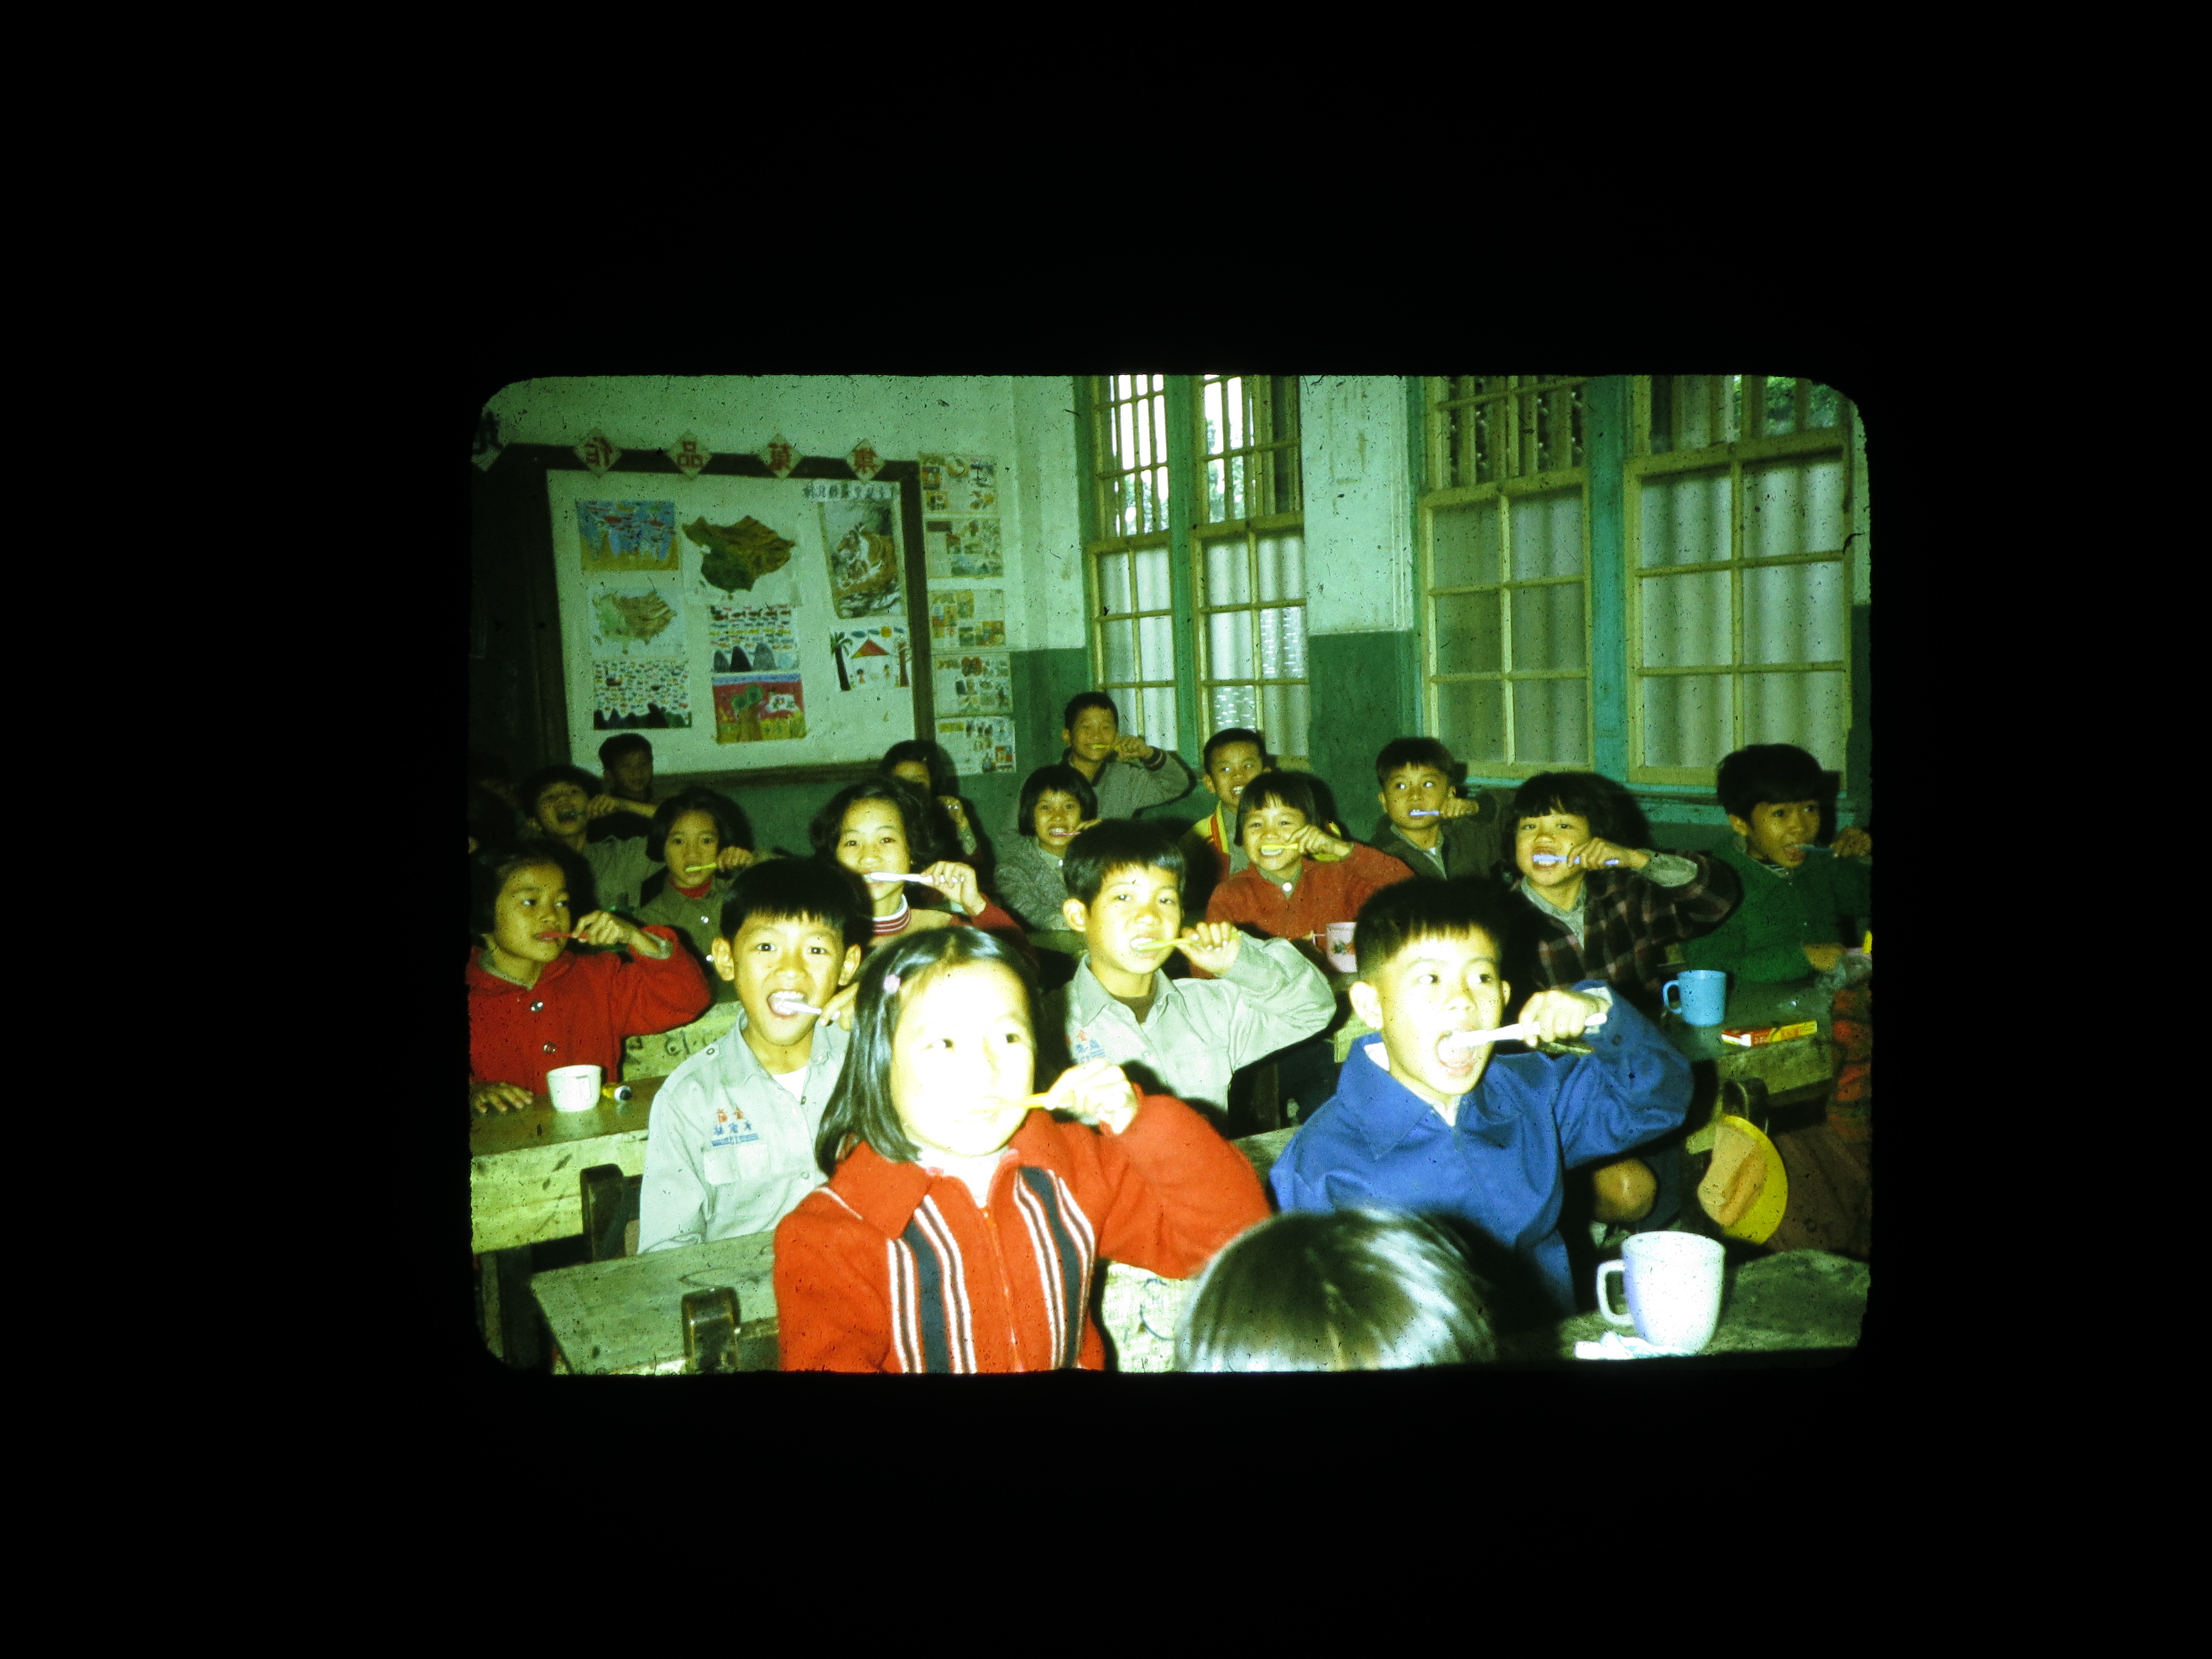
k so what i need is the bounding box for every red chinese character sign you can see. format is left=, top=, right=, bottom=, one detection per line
left=575, top=429, right=621, bottom=476
left=847, top=439, right=885, bottom=482
left=758, top=432, right=800, bottom=479
left=665, top=432, right=712, bottom=480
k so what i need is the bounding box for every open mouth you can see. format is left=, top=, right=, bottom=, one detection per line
left=1531, top=853, right=1566, bottom=866
left=767, top=991, right=822, bottom=1018
left=1258, top=844, right=1292, bottom=858
left=555, top=810, right=582, bottom=825
left=534, top=931, right=567, bottom=942
left=1435, top=1030, right=1483, bottom=1072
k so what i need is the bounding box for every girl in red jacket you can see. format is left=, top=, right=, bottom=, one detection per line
left=467, top=846, right=711, bottom=1114
left=773, top=927, right=1269, bottom=1371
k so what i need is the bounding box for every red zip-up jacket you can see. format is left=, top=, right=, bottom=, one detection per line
left=774, top=1093, right=1268, bottom=1371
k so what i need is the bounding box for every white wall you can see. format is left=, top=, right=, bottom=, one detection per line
left=1298, top=375, right=1415, bottom=635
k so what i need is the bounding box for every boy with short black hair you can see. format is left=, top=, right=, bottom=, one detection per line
left=1269, top=878, right=1692, bottom=1322
left=1368, top=736, right=1509, bottom=884
left=519, top=763, right=661, bottom=914
left=637, top=860, right=873, bottom=1253
left=1040, top=819, right=1332, bottom=1123
left=1683, top=744, right=1872, bottom=984
left=1180, top=727, right=1269, bottom=906
left=590, top=733, right=657, bottom=843
left=1053, top=691, right=1196, bottom=822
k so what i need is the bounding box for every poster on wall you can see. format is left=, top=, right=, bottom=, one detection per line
left=820, top=495, right=905, bottom=619
left=830, top=623, right=911, bottom=691
left=712, top=671, right=807, bottom=743
left=709, top=602, right=797, bottom=672
left=595, top=659, right=692, bottom=729
left=685, top=514, right=797, bottom=596
left=933, top=649, right=1011, bottom=715
left=577, top=499, right=680, bottom=572
left=937, top=716, right=1016, bottom=776
left=589, top=578, right=686, bottom=658
left=927, top=587, right=1005, bottom=648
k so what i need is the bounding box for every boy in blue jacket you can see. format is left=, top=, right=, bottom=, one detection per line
left=1270, top=878, right=1692, bottom=1321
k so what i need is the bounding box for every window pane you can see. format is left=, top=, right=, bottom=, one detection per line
left=1257, top=532, right=1303, bottom=602
left=1743, top=561, right=1847, bottom=666
left=1210, top=608, right=1254, bottom=679
left=1097, top=551, right=1133, bottom=614
left=1512, top=583, right=1585, bottom=672
left=1510, top=491, right=1583, bottom=580
left=1744, top=670, right=1848, bottom=771
left=1513, top=679, right=1587, bottom=766
left=1134, top=546, right=1172, bottom=612
left=1138, top=614, right=1176, bottom=681
left=1641, top=471, right=1730, bottom=568
left=1806, top=380, right=1842, bottom=430
left=1641, top=674, right=1733, bottom=771
left=1138, top=687, right=1178, bottom=754
left=1763, top=376, right=1797, bottom=436
left=1212, top=683, right=1259, bottom=735
left=1674, top=377, right=1713, bottom=451
left=1437, top=679, right=1506, bottom=765
left=1203, top=380, right=1224, bottom=457
left=1431, top=500, right=1499, bottom=590
left=1228, top=455, right=1246, bottom=521
left=1206, top=538, right=1251, bottom=605
left=1261, top=681, right=1310, bottom=764
left=1744, top=458, right=1846, bottom=559
left=1117, top=400, right=1136, bottom=469
left=1206, top=458, right=1225, bottom=523
left=1434, top=592, right=1503, bottom=676
left=1102, top=617, right=1136, bottom=684
left=1641, top=570, right=1731, bottom=668
left=1258, top=607, right=1305, bottom=679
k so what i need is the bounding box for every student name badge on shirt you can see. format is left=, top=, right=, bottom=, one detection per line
left=710, top=1104, right=762, bottom=1148
left=1069, top=1026, right=1108, bottom=1065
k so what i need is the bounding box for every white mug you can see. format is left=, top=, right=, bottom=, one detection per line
left=546, top=1063, right=603, bottom=1113
left=1595, top=1233, right=1725, bottom=1353
left=1323, top=922, right=1357, bottom=973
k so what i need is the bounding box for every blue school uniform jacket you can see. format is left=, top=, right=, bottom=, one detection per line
left=1269, top=983, right=1691, bottom=1315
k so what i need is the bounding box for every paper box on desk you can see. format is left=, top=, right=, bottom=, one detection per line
left=1719, top=1019, right=1818, bottom=1048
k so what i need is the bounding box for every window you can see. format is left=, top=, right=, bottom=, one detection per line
left=1192, top=374, right=1308, bottom=759
left=1627, top=375, right=1855, bottom=787
left=1086, top=374, right=1180, bottom=747
left=1418, top=375, right=1592, bottom=773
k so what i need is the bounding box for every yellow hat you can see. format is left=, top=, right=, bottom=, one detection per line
left=1696, top=1114, right=1789, bottom=1244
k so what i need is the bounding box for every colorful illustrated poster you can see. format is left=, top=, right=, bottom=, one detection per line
left=946, top=517, right=1003, bottom=578
left=589, top=578, right=686, bottom=658
left=685, top=514, right=796, bottom=595
left=938, top=716, right=1016, bottom=775
left=594, top=659, right=692, bottom=729
left=927, top=587, right=1005, bottom=648
left=709, top=602, right=797, bottom=672
left=578, top=499, right=680, bottom=572
left=830, top=623, right=911, bottom=691
left=820, top=494, right=905, bottom=618
left=934, top=649, right=1011, bottom=715
left=712, top=671, right=807, bottom=744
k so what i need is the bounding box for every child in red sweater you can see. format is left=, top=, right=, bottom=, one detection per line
left=773, top=926, right=1270, bottom=1371
left=467, top=846, right=712, bottom=1113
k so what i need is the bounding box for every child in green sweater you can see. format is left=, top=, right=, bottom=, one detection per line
left=1683, top=744, right=1871, bottom=984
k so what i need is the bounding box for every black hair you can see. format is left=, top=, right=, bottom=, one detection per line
left=1175, top=1209, right=1498, bottom=1371
left=1510, top=771, right=1623, bottom=842
left=468, top=750, right=512, bottom=787
left=718, top=859, right=873, bottom=955
left=1016, top=764, right=1098, bottom=837
left=1203, top=727, right=1268, bottom=771
left=1062, top=690, right=1119, bottom=732
left=1234, top=769, right=1324, bottom=843
left=468, top=843, right=574, bottom=940
left=1060, top=819, right=1187, bottom=907
left=807, top=777, right=944, bottom=867
left=879, top=739, right=959, bottom=800
left=515, top=764, right=599, bottom=817
left=1374, top=737, right=1458, bottom=789
left=597, top=732, right=653, bottom=768
left=1350, top=874, right=1513, bottom=983
left=1716, top=743, right=1826, bottom=823
left=645, top=786, right=754, bottom=867
left=468, top=784, right=520, bottom=851
left=813, top=926, right=1042, bottom=1176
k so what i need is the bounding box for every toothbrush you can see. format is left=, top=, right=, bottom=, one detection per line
left=864, top=872, right=941, bottom=884
left=1531, top=853, right=1621, bottom=868
left=1441, top=1011, right=1609, bottom=1049
left=767, top=992, right=824, bottom=1017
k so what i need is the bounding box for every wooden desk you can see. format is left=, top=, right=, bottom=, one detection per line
left=470, top=1076, right=667, bottom=1254
left=530, top=1126, right=1301, bottom=1374
left=1498, top=1247, right=1869, bottom=1361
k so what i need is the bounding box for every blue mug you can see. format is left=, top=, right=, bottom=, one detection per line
left=1664, top=969, right=1728, bottom=1026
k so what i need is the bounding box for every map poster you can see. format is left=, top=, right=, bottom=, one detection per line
left=933, top=649, right=1011, bottom=715
left=712, top=672, right=807, bottom=744
left=830, top=623, right=911, bottom=692
left=709, top=602, right=797, bottom=672
left=927, top=587, right=1005, bottom=648
left=820, top=495, right=905, bottom=619
left=937, top=716, right=1016, bottom=776
left=594, top=659, right=692, bottom=729
left=589, top=578, right=686, bottom=658
left=577, top=499, right=680, bottom=572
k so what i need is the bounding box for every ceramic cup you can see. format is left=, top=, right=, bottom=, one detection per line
left=546, top=1063, right=603, bottom=1113
left=1323, top=922, right=1357, bottom=973
left=1595, top=1232, right=1725, bottom=1353
left=1663, top=968, right=1728, bottom=1026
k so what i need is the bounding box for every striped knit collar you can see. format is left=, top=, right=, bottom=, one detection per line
left=873, top=896, right=911, bottom=937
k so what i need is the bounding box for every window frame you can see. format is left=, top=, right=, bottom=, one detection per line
left=1082, top=374, right=1184, bottom=751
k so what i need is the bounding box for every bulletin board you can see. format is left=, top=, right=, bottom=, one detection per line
left=538, top=452, right=934, bottom=773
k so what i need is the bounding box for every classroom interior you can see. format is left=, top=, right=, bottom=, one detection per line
left=467, top=373, right=1872, bottom=1371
